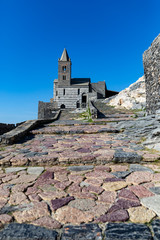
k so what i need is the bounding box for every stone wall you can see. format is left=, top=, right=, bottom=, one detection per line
left=54, top=87, right=89, bottom=108
left=0, top=123, right=16, bottom=135
left=38, top=101, right=58, bottom=119
left=143, top=34, right=160, bottom=114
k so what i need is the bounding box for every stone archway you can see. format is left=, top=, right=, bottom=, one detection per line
left=60, top=104, right=65, bottom=109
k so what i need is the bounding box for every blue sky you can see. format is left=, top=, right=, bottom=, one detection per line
left=0, top=0, right=160, bottom=123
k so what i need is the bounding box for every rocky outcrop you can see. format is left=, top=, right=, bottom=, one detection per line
left=0, top=123, right=16, bottom=135
left=105, top=76, right=146, bottom=110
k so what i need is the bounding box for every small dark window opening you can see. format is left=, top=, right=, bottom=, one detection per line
left=56, top=91, right=58, bottom=96
left=76, top=101, right=80, bottom=108
left=62, top=66, right=66, bottom=72
left=63, top=89, right=65, bottom=95
left=63, top=75, right=66, bottom=80
left=78, top=89, right=80, bottom=95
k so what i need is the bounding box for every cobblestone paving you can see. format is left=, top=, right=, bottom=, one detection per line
left=0, top=116, right=160, bottom=239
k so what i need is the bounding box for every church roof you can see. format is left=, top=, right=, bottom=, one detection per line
left=71, top=78, right=90, bottom=86
left=60, top=48, right=70, bottom=61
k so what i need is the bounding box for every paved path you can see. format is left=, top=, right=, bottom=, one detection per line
left=0, top=114, right=160, bottom=239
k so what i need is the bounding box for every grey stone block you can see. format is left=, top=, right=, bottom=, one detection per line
left=112, top=171, right=131, bottom=179
left=141, top=195, right=160, bottom=216
left=61, top=224, right=102, bottom=240
left=130, top=164, right=154, bottom=173
left=0, top=223, right=58, bottom=240
left=151, top=219, right=160, bottom=240
left=113, top=151, right=142, bottom=163
left=104, top=223, right=152, bottom=240
left=68, top=165, right=94, bottom=171
left=150, top=187, right=160, bottom=195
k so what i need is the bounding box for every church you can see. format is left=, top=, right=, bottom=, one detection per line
left=52, top=48, right=107, bottom=109
left=38, top=48, right=118, bottom=119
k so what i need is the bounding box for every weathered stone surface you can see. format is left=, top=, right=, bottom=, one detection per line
left=126, top=171, right=153, bottom=184
left=107, top=75, right=146, bottom=110
left=35, top=171, right=54, bottom=186
left=9, top=174, right=38, bottom=184
left=112, top=171, right=131, bottom=179
left=27, top=167, right=44, bottom=175
left=150, top=186, right=160, bottom=194
left=0, top=214, right=12, bottom=224
left=68, top=199, right=96, bottom=211
left=39, top=190, right=67, bottom=201
left=68, top=174, right=84, bottom=183
left=113, top=151, right=142, bottom=163
left=84, top=178, right=103, bottom=186
left=129, top=185, right=154, bottom=198
left=128, top=206, right=156, bottom=223
left=0, top=223, right=58, bottom=240
left=9, top=192, right=29, bottom=205
left=0, top=186, right=10, bottom=200
left=152, top=173, right=160, bottom=182
left=98, top=191, right=116, bottom=203
left=61, top=224, right=102, bottom=240
left=5, top=167, right=26, bottom=173
left=116, top=198, right=141, bottom=209
left=141, top=195, right=160, bottom=216
left=31, top=216, right=61, bottom=229
left=54, top=180, right=72, bottom=190
left=94, top=165, right=111, bottom=172
left=53, top=206, right=93, bottom=224
left=118, top=188, right=139, bottom=202
left=151, top=219, right=160, bottom=240
left=89, top=203, right=110, bottom=218
left=130, top=164, right=154, bottom=173
left=111, top=165, right=129, bottom=172
left=85, top=171, right=114, bottom=179
left=13, top=202, right=50, bottom=223
left=104, top=223, right=152, bottom=240
left=102, top=181, right=127, bottom=191
left=67, top=165, right=94, bottom=172
left=51, top=196, right=75, bottom=211
left=97, top=209, right=129, bottom=223
left=82, top=184, right=104, bottom=195
left=143, top=34, right=160, bottom=115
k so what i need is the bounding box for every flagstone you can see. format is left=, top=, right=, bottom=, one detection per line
left=85, top=171, right=114, bottom=180
left=84, top=178, right=103, bottom=186
left=68, top=198, right=96, bottom=211
left=53, top=206, right=93, bottom=224
left=129, top=185, right=154, bottom=198
left=31, top=216, right=61, bottom=229
left=82, top=185, right=104, bottom=195
left=96, top=209, right=129, bottom=222
left=102, top=181, right=127, bottom=191
left=9, top=192, right=29, bottom=205
left=141, top=195, right=160, bottom=216
left=38, top=190, right=67, bottom=201
left=126, top=171, right=153, bottom=185
left=128, top=206, right=156, bottom=223
left=13, top=202, right=50, bottom=223
left=98, top=191, right=116, bottom=203
left=0, top=214, right=12, bottom=224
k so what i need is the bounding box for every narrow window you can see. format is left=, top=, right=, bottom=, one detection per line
left=62, top=66, right=66, bottom=72
left=78, top=89, right=80, bottom=95
left=63, top=75, right=66, bottom=80
left=56, top=91, right=58, bottom=96
left=63, top=89, right=65, bottom=95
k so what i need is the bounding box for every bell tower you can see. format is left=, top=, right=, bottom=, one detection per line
left=58, top=48, right=71, bottom=87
